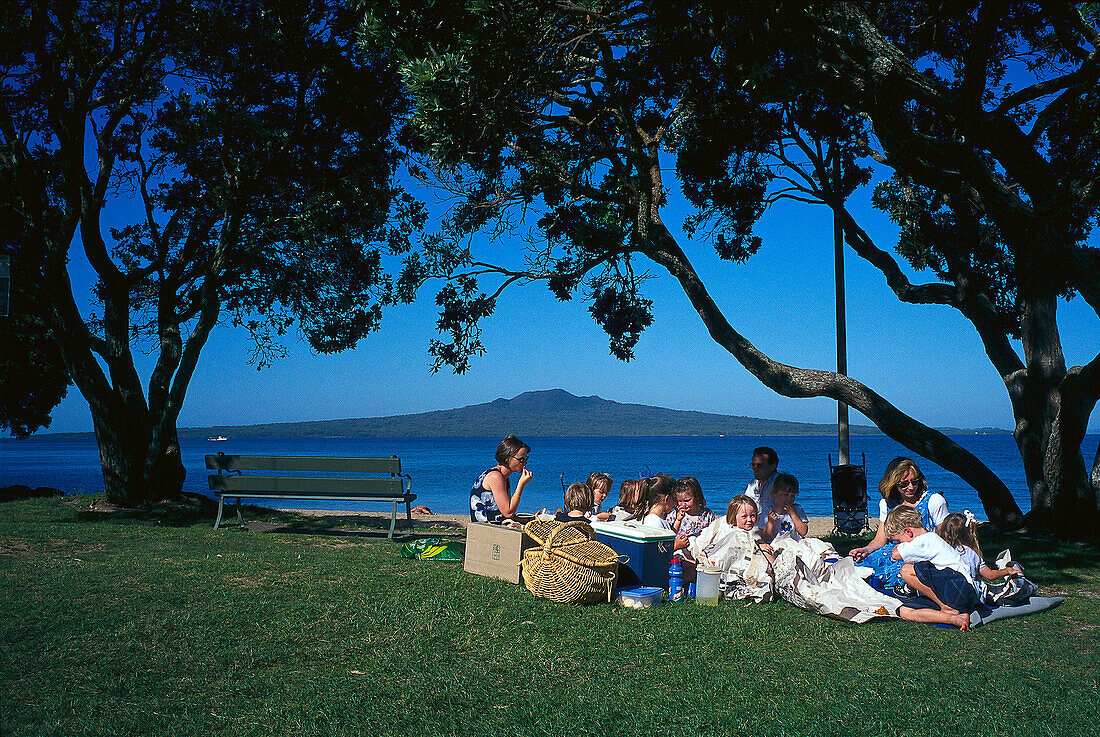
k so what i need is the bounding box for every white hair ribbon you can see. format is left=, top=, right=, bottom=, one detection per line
left=963, top=509, right=977, bottom=525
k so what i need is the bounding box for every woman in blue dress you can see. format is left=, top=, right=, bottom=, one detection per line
left=470, top=434, right=533, bottom=522
left=850, top=457, right=949, bottom=589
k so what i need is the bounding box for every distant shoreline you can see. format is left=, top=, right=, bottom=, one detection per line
left=17, top=389, right=1015, bottom=439
left=16, top=430, right=1015, bottom=441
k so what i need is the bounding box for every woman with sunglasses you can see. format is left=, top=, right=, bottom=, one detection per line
left=469, top=434, right=534, bottom=522
left=849, top=457, right=949, bottom=589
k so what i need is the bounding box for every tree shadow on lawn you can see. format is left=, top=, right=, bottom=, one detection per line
left=70, top=492, right=218, bottom=527
left=238, top=513, right=465, bottom=541
left=827, top=528, right=1100, bottom=589
left=69, top=494, right=464, bottom=541
left=978, top=529, right=1100, bottom=588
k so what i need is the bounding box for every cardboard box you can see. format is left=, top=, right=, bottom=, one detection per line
left=464, top=522, right=537, bottom=584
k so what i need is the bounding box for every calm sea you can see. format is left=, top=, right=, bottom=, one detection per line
left=1, top=434, right=1096, bottom=521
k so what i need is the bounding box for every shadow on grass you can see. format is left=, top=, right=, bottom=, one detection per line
left=70, top=493, right=218, bottom=528
left=823, top=528, right=1100, bottom=589
left=978, top=529, right=1100, bottom=587
left=235, top=513, right=465, bottom=541
left=822, top=534, right=874, bottom=557
left=70, top=496, right=465, bottom=541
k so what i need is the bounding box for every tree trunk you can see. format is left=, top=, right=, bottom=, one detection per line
left=1043, top=363, right=1100, bottom=538
left=91, top=403, right=185, bottom=507
left=1091, top=440, right=1100, bottom=520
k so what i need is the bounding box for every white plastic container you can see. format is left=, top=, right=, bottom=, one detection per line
left=615, top=586, right=663, bottom=609
left=695, top=564, right=722, bottom=606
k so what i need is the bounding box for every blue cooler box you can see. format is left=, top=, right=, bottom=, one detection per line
left=591, top=520, right=677, bottom=588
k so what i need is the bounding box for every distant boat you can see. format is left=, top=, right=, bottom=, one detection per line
left=207, top=436, right=228, bottom=442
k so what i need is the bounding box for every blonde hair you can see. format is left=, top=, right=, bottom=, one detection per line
left=884, top=505, right=925, bottom=537
left=726, top=494, right=758, bottom=525
left=616, top=479, right=646, bottom=521
left=938, top=512, right=983, bottom=559
left=564, top=482, right=594, bottom=513
left=878, top=457, right=926, bottom=505
left=675, top=476, right=705, bottom=508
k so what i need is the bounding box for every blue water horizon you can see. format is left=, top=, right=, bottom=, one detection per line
left=4, top=435, right=1095, bottom=523
left=2, top=434, right=1096, bottom=522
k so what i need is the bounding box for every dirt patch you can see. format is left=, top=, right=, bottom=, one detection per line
left=223, top=575, right=266, bottom=587
left=0, top=540, right=37, bottom=556
left=70, top=543, right=108, bottom=555
left=86, top=498, right=125, bottom=513
left=308, top=539, right=369, bottom=549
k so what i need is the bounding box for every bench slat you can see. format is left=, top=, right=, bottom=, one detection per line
left=206, top=453, right=414, bottom=537
left=209, top=475, right=406, bottom=496
left=205, top=454, right=401, bottom=474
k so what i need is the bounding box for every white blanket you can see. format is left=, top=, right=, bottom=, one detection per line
left=771, top=537, right=901, bottom=623
left=690, top=520, right=901, bottom=622
left=693, top=525, right=1057, bottom=626
left=690, top=519, right=775, bottom=602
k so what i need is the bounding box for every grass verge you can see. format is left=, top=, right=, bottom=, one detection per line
left=1, top=496, right=1097, bottom=737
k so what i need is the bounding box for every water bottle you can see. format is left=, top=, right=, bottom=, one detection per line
left=668, top=560, right=684, bottom=603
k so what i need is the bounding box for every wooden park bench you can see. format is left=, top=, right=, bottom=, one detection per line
left=206, top=453, right=415, bottom=538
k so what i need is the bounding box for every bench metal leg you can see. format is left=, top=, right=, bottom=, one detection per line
left=405, top=498, right=414, bottom=531
left=387, top=500, right=398, bottom=538
left=213, top=496, right=245, bottom=529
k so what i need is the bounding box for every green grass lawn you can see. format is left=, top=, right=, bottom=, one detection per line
left=2, top=496, right=1097, bottom=737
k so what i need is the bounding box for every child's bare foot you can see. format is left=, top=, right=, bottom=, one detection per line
left=939, top=605, right=960, bottom=616
left=951, top=612, right=970, bottom=631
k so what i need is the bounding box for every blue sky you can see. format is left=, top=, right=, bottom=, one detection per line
left=42, top=165, right=1100, bottom=436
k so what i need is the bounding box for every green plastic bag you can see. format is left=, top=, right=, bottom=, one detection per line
left=401, top=538, right=464, bottom=562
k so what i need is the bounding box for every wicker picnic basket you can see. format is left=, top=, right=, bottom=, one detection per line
left=521, top=519, right=622, bottom=604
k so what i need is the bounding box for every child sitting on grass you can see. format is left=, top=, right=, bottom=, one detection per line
left=607, top=478, right=646, bottom=521
left=760, top=472, right=809, bottom=542
left=937, top=512, right=1021, bottom=601
left=668, top=476, right=716, bottom=583
left=687, top=494, right=776, bottom=601
left=668, top=476, right=716, bottom=538
left=885, top=506, right=975, bottom=631
left=728, top=494, right=776, bottom=562
left=587, top=472, right=612, bottom=521
left=554, top=482, right=594, bottom=523
left=642, top=479, right=675, bottom=530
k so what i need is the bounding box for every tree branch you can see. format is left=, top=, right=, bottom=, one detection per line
left=957, top=2, right=1002, bottom=110
left=644, top=220, right=1024, bottom=526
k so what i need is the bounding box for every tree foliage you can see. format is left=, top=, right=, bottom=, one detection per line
left=1, top=0, right=419, bottom=504
left=372, top=0, right=1100, bottom=536
left=0, top=248, right=70, bottom=438
left=672, top=0, right=1100, bottom=537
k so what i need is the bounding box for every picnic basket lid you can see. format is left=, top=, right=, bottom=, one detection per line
left=521, top=519, right=623, bottom=604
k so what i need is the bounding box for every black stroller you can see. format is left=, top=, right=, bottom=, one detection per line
left=829, top=454, right=870, bottom=536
